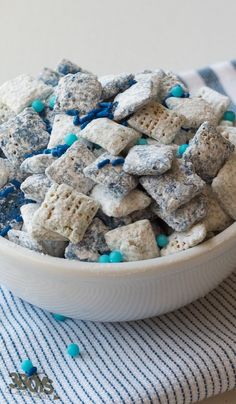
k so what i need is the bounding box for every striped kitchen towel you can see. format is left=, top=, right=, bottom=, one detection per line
left=1, top=60, right=236, bottom=404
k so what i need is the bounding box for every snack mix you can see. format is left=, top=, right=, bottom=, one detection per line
left=1, top=59, right=236, bottom=263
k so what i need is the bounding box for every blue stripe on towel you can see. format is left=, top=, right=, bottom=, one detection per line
left=198, top=66, right=227, bottom=95
left=231, top=59, right=236, bottom=70
left=197, top=65, right=236, bottom=112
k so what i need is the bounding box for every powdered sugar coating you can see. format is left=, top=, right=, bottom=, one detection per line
left=123, top=144, right=174, bottom=175
left=0, top=102, right=14, bottom=125
left=212, top=154, right=236, bottom=219
left=202, top=186, right=232, bottom=232
left=0, top=74, right=53, bottom=113
left=128, top=101, right=185, bottom=144
left=48, top=113, right=81, bottom=148
left=0, top=158, right=15, bottom=188
left=99, top=73, right=135, bottom=100
left=0, top=108, right=49, bottom=167
left=218, top=126, right=236, bottom=146
left=20, top=174, right=52, bottom=203
left=55, top=73, right=102, bottom=114
left=56, top=58, right=90, bottom=75
left=91, top=185, right=151, bottom=217
left=65, top=218, right=108, bottom=261
left=161, top=223, right=207, bottom=256
left=20, top=203, right=40, bottom=233
left=105, top=219, right=160, bottom=261
left=46, top=141, right=95, bottom=194
left=184, top=122, right=234, bottom=182
left=140, top=159, right=205, bottom=212
left=84, top=152, right=138, bottom=197
left=166, top=97, right=218, bottom=128
left=38, top=67, right=61, bottom=87
left=158, top=71, right=188, bottom=101
left=196, top=86, right=230, bottom=119
left=8, top=229, right=66, bottom=257
left=80, top=118, right=139, bottom=155
left=113, top=73, right=161, bottom=120
left=152, top=194, right=208, bottom=232
left=21, top=154, right=56, bottom=174
left=31, top=183, right=100, bottom=243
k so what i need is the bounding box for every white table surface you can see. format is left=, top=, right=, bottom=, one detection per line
left=201, top=389, right=236, bottom=403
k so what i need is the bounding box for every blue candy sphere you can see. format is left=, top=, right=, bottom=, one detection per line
left=52, top=313, right=67, bottom=322
left=156, top=234, right=169, bottom=248
left=177, top=143, right=189, bottom=158
left=31, top=99, right=45, bottom=113
left=67, top=343, right=80, bottom=358
left=99, top=254, right=110, bottom=263
left=170, top=85, right=184, bottom=98
left=21, top=359, right=33, bottom=374
left=109, top=250, right=123, bottom=263
left=27, top=366, right=37, bottom=377
left=136, top=138, right=148, bottom=145
left=48, top=95, right=56, bottom=109
left=223, top=110, right=235, bottom=122
left=64, top=133, right=78, bottom=146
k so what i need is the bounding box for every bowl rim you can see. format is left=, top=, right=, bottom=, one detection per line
left=0, top=221, right=236, bottom=278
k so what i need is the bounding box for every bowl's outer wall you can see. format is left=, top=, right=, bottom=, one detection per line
left=0, top=233, right=236, bottom=321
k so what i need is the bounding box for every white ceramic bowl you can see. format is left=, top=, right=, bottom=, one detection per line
left=0, top=222, right=236, bottom=322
